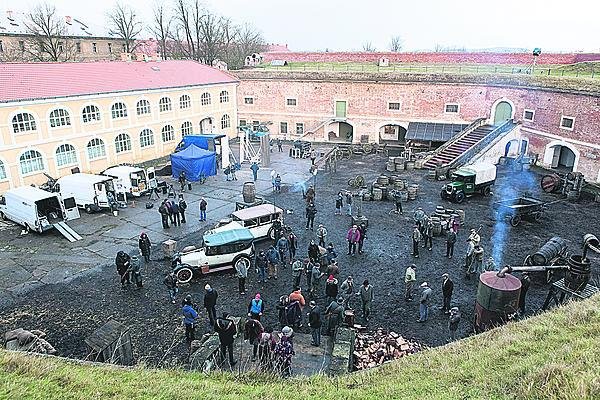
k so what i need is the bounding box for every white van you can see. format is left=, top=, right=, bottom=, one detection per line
left=102, top=166, right=156, bottom=198
left=0, top=186, right=67, bottom=233
left=214, top=204, right=284, bottom=240
left=55, top=173, right=117, bottom=213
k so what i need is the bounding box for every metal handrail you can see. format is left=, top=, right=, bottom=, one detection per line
left=451, top=120, right=517, bottom=168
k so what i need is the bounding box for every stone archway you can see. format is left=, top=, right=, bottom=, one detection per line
left=543, top=141, right=579, bottom=172
left=494, top=101, right=513, bottom=125
left=199, top=117, right=213, bottom=134
left=327, top=121, right=353, bottom=143
left=379, top=124, right=407, bottom=143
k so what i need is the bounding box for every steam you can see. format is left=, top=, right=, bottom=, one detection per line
left=490, top=169, right=537, bottom=266
left=290, top=178, right=311, bottom=194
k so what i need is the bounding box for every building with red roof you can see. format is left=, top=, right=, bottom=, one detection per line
left=0, top=60, right=239, bottom=191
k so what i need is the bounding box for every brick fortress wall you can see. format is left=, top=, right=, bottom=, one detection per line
left=235, top=70, right=600, bottom=181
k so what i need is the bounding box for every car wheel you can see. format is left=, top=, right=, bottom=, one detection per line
left=268, top=227, right=276, bottom=240
left=455, top=192, right=465, bottom=204
left=85, top=205, right=93, bottom=214
left=176, top=267, right=194, bottom=283
left=510, top=215, right=521, bottom=227
left=482, top=186, right=491, bottom=197
left=440, top=190, right=447, bottom=200
left=234, top=255, right=251, bottom=271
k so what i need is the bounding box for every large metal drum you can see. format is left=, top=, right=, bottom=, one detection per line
left=531, top=237, right=568, bottom=265
left=565, top=255, right=591, bottom=292
left=242, top=182, right=256, bottom=203
left=474, top=271, right=521, bottom=332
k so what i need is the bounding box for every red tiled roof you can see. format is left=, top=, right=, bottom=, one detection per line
left=0, top=60, right=239, bottom=103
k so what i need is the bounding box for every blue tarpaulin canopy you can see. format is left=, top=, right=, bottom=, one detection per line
left=170, top=144, right=216, bottom=181
left=176, top=134, right=226, bottom=152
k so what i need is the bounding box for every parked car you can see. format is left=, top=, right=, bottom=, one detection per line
left=441, top=163, right=496, bottom=203
left=215, top=203, right=284, bottom=241
left=174, top=225, right=255, bottom=283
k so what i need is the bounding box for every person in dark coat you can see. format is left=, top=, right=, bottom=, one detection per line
left=178, top=171, right=187, bottom=192
left=412, top=224, right=421, bottom=258
left=288, top=232, right=298, bottom=262
left=446, top=227, right=457, bottom=258
left=441, top=273, right=454, bottom=314
left=170, top=200, right=180, bottom=226
left=277, top=295, right=290, bottom=327
left=138, top=232, right=151, bottom=263
left=393, top=190, right=403, bottom=214
left=518, top=273, right=531, bottom=315
left=307, top=301, right=322, bottom=346
left=335, top=192, right=343, bottom=215
left=215, top=312, right=237, bottom=366
left=307, top=240, right=320, bottom=263
left=203, top=284, right=218, bottom=327
left=244, top=317, right=264, bottom=361
left=158, top=200, right=170, bottom=229
left=449, top=307, right=461, bottom=341
left=422, top=217, right=433, bottom=251
left=357, top=223, right=367, bottom=254
left=199, top=197, right=207, bottom=221
left=250, top=162, right=259, bottom=182
left=324, top=297, right=344, bottom=339
left=115, top=251, right=131, bottom=286
left=305, top=202, right=317, bottom=230
left=178, top=194, right=187, bottom=224
left=163, top=271, right=178, bottom=304
left=130, top=255, right=143, bottom=289
left=255, top=251, right=268, bottom=283
left=325, top=275, right=339, bottom=304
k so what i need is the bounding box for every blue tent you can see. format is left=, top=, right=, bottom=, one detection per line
left=170, top=144, right=216, bottom=181
left=176, top=134, right=226, bottom=152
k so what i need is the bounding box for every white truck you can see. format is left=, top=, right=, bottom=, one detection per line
left=55, top=173, right=117, bottom=213
left=0, top=186, right=82, bottom=241
left=101, top=166, right=156, bottom=198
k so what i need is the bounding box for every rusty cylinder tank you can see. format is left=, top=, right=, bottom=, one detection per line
left=474, top=271, right=521, bottom=333
left=531, top=237, right=568, bottom=265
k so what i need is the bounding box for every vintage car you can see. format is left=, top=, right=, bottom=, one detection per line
left=174, top=224, right=255, bottom=283
left=216, top=203, right=284, bottom=241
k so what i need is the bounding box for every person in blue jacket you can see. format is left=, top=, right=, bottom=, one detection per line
left=182, top=295, right=199, bottom=343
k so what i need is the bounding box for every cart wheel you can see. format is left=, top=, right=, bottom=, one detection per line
left=355, top=176, right=365, bottom=187
left=533, top=212, right=543, bottom=221
left=347, top=178, right=354, bottom=186
left=510, top=215, right=521, bottom=227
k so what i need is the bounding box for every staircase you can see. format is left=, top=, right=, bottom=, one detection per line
left=424, top=124, right=495, bottom=169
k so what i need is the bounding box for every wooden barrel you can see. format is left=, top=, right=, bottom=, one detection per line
left=344, top=310, right=355, bottom=326
left=455, top=209, right=465, bottom=223
left=395, top=179, right=406, bottom=189
left=242, top=182, right=256, bottom=203
left=373, top=188, right=383, bottom=201
left=431, top=216, right=442, bottom=236
left=377, top=175, right=390, bottom=185
left=407, top=184, right=419, bottom=200
left=363, top=192, right=373, bottom=201
left=395, top=163, right=405, bottom=171
left=435, top=205, right=445, bottom=215
left=405, top=161, right=415, bottom=170
left=394, top=157, right=405, bottom=165
left=386, top=162, right=395, bottom=172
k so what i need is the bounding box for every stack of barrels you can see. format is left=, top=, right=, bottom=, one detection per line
left=428, top=205, right=465, bottom=236
left=386, top=156, right=410, bottom=172
left=371, top=175, right=417, bottom=202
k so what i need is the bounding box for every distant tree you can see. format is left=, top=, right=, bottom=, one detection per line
left=150, top=4, right=172, bottom=59
left=362, top=42, right=375, bottom=52
left=23, top=3, right=76, bottom=62
left=389, top=35, right=403, bottom=52
left=107, top=3, right=143, bottom=53
left=221, top=23, right=265, bottom=69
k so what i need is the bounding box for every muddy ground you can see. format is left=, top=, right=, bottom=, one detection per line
left=1, top=153, right=599, bottom=368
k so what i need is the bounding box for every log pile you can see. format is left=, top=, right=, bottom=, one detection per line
left=353, top=329, right=422, bottom=370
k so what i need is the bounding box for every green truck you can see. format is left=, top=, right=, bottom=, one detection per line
left=440, top=163, right=497, bottom=203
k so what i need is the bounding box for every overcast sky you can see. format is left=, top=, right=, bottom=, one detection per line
left=6, top=0, right=600, bottom=52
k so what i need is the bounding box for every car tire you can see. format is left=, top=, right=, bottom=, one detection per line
left=268, top=227, right=276, bottom=240
left=233, top=255, right=251, bottom=271
left=482, top=186, right=491, bottom=197
left=85, top=204, right=94, bottom=214
left=455, top=192, right=465, bottom=204
left=176, top=267, right=194, bottom=283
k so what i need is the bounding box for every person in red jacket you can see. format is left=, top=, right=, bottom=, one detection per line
left=346, top=225, right=361, bottom=255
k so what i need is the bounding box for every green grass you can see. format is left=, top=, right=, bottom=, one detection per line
left=253, top=61, right=600, bottom=79
left=1, top=295, right=599, bottom=399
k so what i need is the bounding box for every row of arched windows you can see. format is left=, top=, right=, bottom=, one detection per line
left=9, top=90, right=231, bottom=134
left=1, top=116, right=231, bottom=179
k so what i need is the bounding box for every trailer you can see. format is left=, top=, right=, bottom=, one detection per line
left=493, top=196, right=553, bottom=227
left=102, top=165, right=155, bottom=198
left=55, top=173, right=117, bottom=213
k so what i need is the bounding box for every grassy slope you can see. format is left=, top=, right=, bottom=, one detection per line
left=1, top=295, right=599, bottom=400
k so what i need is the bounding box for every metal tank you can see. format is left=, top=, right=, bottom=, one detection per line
left=474, top=271, right=521, bottom=333
left=530, top=237, right=568, bottom=265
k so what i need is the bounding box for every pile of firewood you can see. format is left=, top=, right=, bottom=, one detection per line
left=353, top=329, right=422, bottom=370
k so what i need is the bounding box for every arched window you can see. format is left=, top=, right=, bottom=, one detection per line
left=181, top=121, right=193, bottom=136
left=201, top=92, right=211, bottom=106
left=136, top=99, right=151, bottom=115
left=115, top=133, right=132, bottom=153
left=19, top=150, right=44, bottom=174
left=221, top=114, right=231, bottom=129
left=12, top=113, right=37, bottom=133
left=159, top=97, right=172, bottom=112
left=219, top=90, right=229, bottom=103
left=111, top=102, right=128, bottom=119
left=55, top=144, right=77, bottom=167
left=179, top=94, right=191, bottom=109
left=161, top=125, right=175, bottom=142
left=49, top=109, right=71, bottom=128
left=86, top=138, right=106, bottom=160
left=140, top=129, right=155, bottom=148
left=0, top=160, right=7, bottom=180
left=82, top=105, right=101, bottom=123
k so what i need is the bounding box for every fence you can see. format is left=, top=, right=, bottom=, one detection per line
left=250, top=63, right=599, bottom=79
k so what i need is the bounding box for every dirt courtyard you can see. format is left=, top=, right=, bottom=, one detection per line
left=1, top=150, right=599, bottom=368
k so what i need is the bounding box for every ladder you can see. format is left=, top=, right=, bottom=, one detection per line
left=53, top=221, right=83, bottom=242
